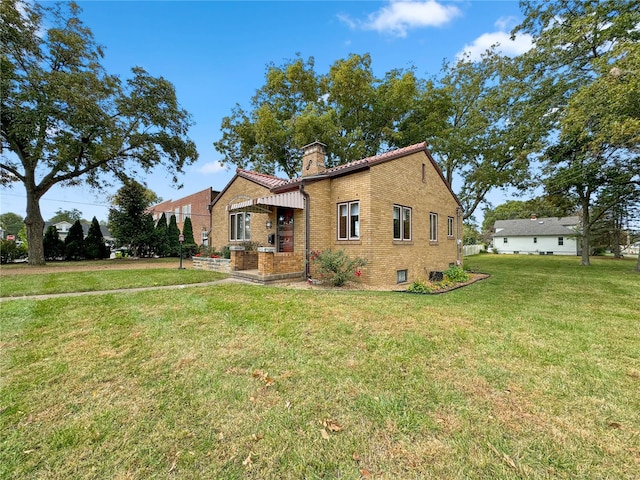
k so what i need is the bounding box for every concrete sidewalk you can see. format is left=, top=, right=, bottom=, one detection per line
left=0, top=277, right=251, bottom=302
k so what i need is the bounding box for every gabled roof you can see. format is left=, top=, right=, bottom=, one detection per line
left=210, top=169, right=289, bottom=208
left=274, top=142, right=431, bottom=191
left=212, top=142, right=462, bottom=209
left=493, top=216, right=580, bottom=237
left=236, top=169, right=288, bottom=189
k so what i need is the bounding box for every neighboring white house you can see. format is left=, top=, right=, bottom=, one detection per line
left=492, top=216, right=580, bottom=255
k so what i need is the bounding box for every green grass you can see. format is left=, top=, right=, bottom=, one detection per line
left=1, top=255, right=638, bottom=479
left=0, top=259, right=227, bottom=297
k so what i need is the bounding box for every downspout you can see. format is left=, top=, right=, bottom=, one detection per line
left=300, top=184, right=311, bottom=279
left=456, top=206, right=463, bottom=265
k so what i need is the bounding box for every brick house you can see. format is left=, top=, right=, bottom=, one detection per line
left=208, top=142, right=463, bottom=287
left=149, top=187, right=219, bottom=246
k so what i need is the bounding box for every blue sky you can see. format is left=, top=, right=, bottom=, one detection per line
left=1, top=0, right=533, bottom=224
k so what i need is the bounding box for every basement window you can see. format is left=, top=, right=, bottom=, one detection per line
left=397, top=269, right=408, bottom=284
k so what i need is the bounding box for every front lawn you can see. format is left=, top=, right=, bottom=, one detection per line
left=0, top=259, right=226, bottom=297
left=1, top=255, right=638, bottom=479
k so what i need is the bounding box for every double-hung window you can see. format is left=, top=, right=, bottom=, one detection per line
left=230, top=212, right=251, bottom=241
left=182, top=204, right=191, bottom=220
left=393, top=205, right=412, bottom=241
left=447, top=216, right=454, bottom=237
left=338, top=201, right=359, bottom=240
left=429, top=212, right=438, bottom=242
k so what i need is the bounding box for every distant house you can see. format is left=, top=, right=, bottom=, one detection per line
left=148, top=187, right=220, bottom=246
left=208, top=141, right=463, bottom=287
left=492, top=216, right=580, bottom=255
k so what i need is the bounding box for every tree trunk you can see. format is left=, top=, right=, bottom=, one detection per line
left=25, top=189, right=46, bottom=265
left=636, top=251, right=640, bottom=272
left=580, top=198, right=591, bottom=266
left=612, top=213, right=622, bottom=258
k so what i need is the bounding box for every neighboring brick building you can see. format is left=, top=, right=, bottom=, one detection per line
left=149, top=187, right=219, bottom=246
left=209, top=142, right=463, bottom=287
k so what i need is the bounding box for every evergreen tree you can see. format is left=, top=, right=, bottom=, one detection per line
left=139, top=214, right=157, bottom=257
left=64, top=220, right=85, bottom=260
left=84, top=217, right=109, bottom=259
left=167, top=215, right=181, bottom=257
left=108, top=180, right=157, bottom=257
left=155, top=212, right=169, bottom=257
left=43, top=225, right=64, bottom=260
left=181, top=216, right=197, bottom=258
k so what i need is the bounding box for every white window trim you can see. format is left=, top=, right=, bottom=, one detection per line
left=447, top=216, right=454, bottom=237
left=393, top=205, right=412, bottom=241
left=230, top=212, right=251, bottom=241
left=337, top=201, right=360, bottom=240
left=430, top=212, right=438, bottom=242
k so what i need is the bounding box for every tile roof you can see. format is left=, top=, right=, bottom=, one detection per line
left=493, top=216, right=580, bottom=236
left=275, top=142, right=430, bottom=189
left=236, top=169, right=288, bottom=189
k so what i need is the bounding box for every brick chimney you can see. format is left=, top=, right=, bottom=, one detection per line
left=301, top=141, right=326, bottom=177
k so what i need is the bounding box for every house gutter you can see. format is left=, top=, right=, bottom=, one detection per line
left=456, top=206, right=463, bottom=265
left=299, top=184, right=311, bottom=279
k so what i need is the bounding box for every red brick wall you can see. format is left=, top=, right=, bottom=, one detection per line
left=149, top=187, right=216, bottom=245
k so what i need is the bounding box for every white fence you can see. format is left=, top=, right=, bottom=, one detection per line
left=463, top=245, right=483, bottom=257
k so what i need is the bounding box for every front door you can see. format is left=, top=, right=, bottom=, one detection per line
left=277, top=208, right=294, bottom=252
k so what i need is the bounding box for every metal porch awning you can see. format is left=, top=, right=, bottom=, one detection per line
left=228, top=191, right=305, bottom=212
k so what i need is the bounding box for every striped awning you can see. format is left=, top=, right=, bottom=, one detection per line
left=256, top=191, right=305, bottom=209
left=228, top=191, right=305, bottom=212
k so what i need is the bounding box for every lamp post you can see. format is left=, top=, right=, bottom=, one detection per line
left=178, top=233, right=185, bottom=270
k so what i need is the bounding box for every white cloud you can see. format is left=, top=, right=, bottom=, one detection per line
left=456, top=17, right=533, bottom=61
left=340, top=0, right=461, bottom=38
left=198, top=161, right=226, bottom=174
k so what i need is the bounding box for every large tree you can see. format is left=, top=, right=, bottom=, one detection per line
left=426, top=50, right=545, bottom=220
left=48, top=208, right=83, bottom=224
left=214, top=51, right=536, bottom=221
left=0, top=212, right=24, bottom=236
left=513, top=0, right=640, bottom=265
left=214, top=54, right=430, bottom=178
left=0, top=0, right=197, bottom=265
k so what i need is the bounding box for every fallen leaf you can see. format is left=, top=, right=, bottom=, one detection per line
left=320, top=428, right=330, bottom=440
left=323, top=419, right=343, bottom=432
left=360, top=468, right=372, bottom=477
left=242, top=453, right=253, bottom=466
left=252, top=433, right=264, bottom=441
left=285, top=400, right=291, bottom=410
left=352, top=452, right=361, bottom=462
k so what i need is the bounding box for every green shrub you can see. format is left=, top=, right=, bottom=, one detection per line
left=444, top=265, right=469, bottom=283
left=407, top=280, right=434, bottom=293
left=310, top=249, right=367, bottom=287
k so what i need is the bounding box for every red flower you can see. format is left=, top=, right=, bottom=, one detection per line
left=355, top=270, right=361, bottom=277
